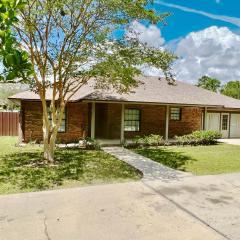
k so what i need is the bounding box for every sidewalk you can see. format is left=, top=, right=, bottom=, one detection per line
left=103, top=147, right=192, bottom=182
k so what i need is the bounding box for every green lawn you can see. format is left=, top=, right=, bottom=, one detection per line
left=135, top=144, right=240, bottom=175
left=0, top=137, right=141, bottom=194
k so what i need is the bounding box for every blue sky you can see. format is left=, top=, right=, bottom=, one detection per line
left=153, top=0, right=240, bottom=41
left=131, top=0, right=240, bottom=83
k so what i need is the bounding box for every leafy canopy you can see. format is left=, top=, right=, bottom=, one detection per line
left=221, top=81, right=240, bottom=100
left=11, top=0, right=175, bottom=96
left=0, top=0, right=32, bottom=82
left=196, top=75, right=221, bottom=93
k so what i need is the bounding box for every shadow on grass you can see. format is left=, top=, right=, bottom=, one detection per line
left=0, top=149, right=140, bottom=192
left=135, top=147, right=196, bottom=171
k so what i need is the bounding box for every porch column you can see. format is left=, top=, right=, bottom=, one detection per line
left=120, top=103, right=125, bottom=144
left=91, top=102, right=95, bottom=139
left=165, top=105, right=169, bottom=141
left=204, top=107, right=208, bottom=130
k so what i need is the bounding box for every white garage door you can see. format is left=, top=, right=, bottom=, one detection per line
left=207, top=113, right=220, bottom=132
left=230, top=114, right=240, bottom=138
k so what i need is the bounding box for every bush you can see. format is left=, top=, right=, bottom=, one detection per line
left=175, top=130, right=222, bottom=146
left=83, top=137, right=101, bottom=150
left=133, top=134, right=164, bottom=147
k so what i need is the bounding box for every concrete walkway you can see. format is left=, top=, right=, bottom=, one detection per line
left=103, top=147, right=192, bottom=182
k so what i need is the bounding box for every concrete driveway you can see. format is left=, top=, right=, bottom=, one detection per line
left=146, top=173, right=240, bottom=240
left=0, top=181, right=224, bottom=240
left=218, top=138, right=240, bottom=145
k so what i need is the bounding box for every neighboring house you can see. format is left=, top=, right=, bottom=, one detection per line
left=9, top=76, right=240, bottom=143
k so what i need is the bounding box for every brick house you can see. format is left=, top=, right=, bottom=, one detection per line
left=9, top=76, right=240, bottom=143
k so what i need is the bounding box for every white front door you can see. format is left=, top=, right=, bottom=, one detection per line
left=230, top=114, right=240, bottom=138
left=221, top=113, right=229, bottom=138
left=207, top=113, right=220, bottom=131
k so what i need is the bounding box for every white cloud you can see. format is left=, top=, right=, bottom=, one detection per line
left=126, top=20, right=165, bottom=48
left=126, top=22, right=240, bottom=83
left=173, top=26, right=240, bottom=83
left=125, top=21, right=166, bottom=76
left=155, top=1, right=240, bottom=27
left=139, top=64, right=164, bottom=76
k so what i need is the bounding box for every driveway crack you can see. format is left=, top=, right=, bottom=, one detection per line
left=43, top=215, right=52, bottom=240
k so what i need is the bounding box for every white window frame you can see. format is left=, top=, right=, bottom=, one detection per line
left=48, top=108, right=67, bottom=133
left=124, top=109, right=140, bottom=132
left=170, top=107, right=181, bottom=121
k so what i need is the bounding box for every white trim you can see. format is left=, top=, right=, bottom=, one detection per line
left=204, top=107, right=208, bottom=130
left=82, top=100, right=222, bottom=108
left=165, top=105, right=169, bottom=141
left=120, top=103, right=125, bottom=143
left=91, top=102, right=95, bottom=139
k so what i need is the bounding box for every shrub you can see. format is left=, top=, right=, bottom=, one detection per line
left=133, top=134, right=164, bottom=147
left=84, top=137, right=101, bottom=150
left=175, top=130, right=222, bottom=146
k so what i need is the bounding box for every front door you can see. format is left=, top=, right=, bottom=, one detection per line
left=221, top=113, right=229, bottom=138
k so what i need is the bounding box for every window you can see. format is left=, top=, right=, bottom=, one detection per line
left=170, top=107, right=181, bottom=120
left=222, top=115, right=228, bottom=130
left=48, top=108, right=67, bottom=133
left=124, top=109, right=140, bottom=131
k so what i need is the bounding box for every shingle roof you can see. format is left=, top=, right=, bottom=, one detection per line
left=9, top=76, right=240, bottom=109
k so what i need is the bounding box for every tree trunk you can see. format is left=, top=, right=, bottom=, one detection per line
left=42, top=113, right=59, bottom=163
left=42, top=100, right=65, bottom=164
left=43, top=127, right=58, bottom=164
left=43, top=140, right=54, bottom=163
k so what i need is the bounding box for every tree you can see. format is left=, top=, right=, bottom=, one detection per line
left=0, top=0, right=32, bottom=81
left=0, top=83, right=28, bottom=110
left=221, top=81, right=240, bottom=99
left=8, top=0, right=175, bottom=163
left=196, top=76, right=221, bottom=92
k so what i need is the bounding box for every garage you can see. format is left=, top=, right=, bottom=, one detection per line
left=206, top=112, right=240, bottom=138
left=230, top=114, right=240, bottom=138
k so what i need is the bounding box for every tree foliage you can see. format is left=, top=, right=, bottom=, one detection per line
left=196, top=75, right=221, bottom=92
left=221, top=81, right=240, bottom=99
left=0, top=0, right=32, bottom=81
left=4, top=0, right=176, bottom=162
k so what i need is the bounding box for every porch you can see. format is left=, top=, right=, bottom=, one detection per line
left=88, top=102, right=205, bottom=144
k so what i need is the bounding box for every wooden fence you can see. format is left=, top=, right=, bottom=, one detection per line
left=0, top=111, right=19, bottom=136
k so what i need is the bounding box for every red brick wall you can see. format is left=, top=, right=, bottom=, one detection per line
left=169, top=107, right=202, bottom=138
left=94, top=104, right=202, bottom=139
left=22, top=101, right=88, bottom=143
left=95, top=103, right=166, bottom=139
left=124, top=104, right=166, bottom=139
left=22, top=101, right=202, bottom=142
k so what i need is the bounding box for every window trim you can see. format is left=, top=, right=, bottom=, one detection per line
left=124, top=108, right=141, bottom=132
left=221, top=114, right=229, bottom=131
left=170, top=107, right=182, bottom=121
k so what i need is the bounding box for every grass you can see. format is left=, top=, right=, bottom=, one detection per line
left=135, top=144, right=240, bottom=175
left=0, top=137, right=141, bottom=195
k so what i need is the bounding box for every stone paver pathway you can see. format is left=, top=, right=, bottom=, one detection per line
left=103, top=147, right=191, bottom=182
